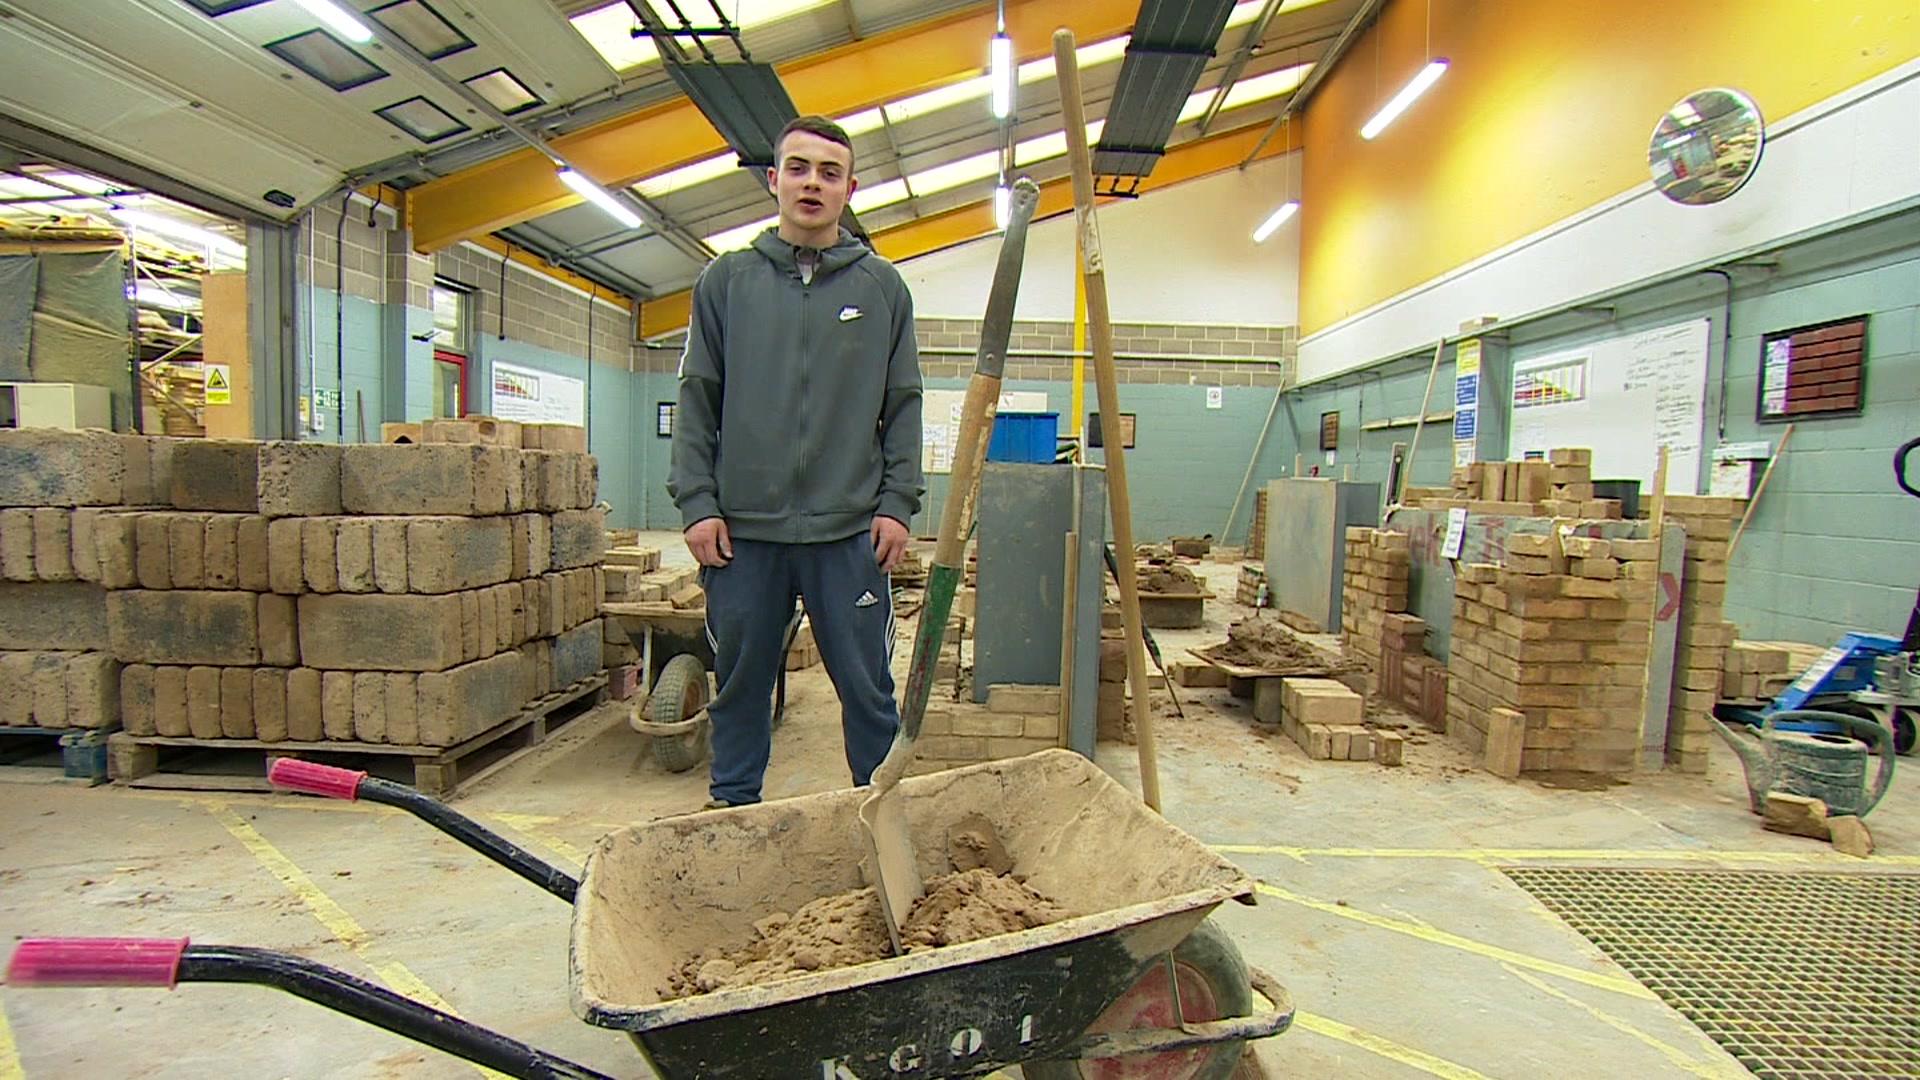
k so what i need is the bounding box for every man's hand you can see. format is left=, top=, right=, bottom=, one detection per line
left=871, top=515, right=909, bottom=573
left=685, top=517, right=733, bottom=568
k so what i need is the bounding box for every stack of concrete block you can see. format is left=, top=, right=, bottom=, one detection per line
left=1376, top=612, right=1434, bottom=716
left=1409, top=449, right=1621, bottom=520
left=606, top=528, right=641, bottom=548
left=1095, top=636, right=1132, bottom=742
left=784, top=623, right=821, bottom=671
left=0, top=429, right=155, bottom=731
left=1, top=431, right=608, bottom=750
left=917, top=683, right=1063, bottom=769
left=1660, top=494, right=1747, bottom=773
left=1340, top=528, right=1410, bottom=675
left=1445, top=531, right=1656, bottom=775
left=1537, top=448, right=1622, bottom=519
left=1236, top=565, right=1267, bottom=607
left=603, top=562, right=696, bottom=603
left=1722, top=641, right=1795, bottom=700
left=1392, top=651, right=1449, bottom=731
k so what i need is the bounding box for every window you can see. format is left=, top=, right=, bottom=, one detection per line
left=1758, top=316, right=1868, bottom=421
left=266, top=30, right=387, bottom=91
left=463, top=69, right=542, bottom=115
left=431, top=282, right=468, bottom=353
left=376, top=96, right=470, bottom=143
left=369, top=0, right=475, bottom=60
left=433, top=352, right=467, bottom=418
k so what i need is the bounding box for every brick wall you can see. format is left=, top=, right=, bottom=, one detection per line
left=915, top=318, right=1295, bottom=386
left=430, top=245, right=633, bottom=366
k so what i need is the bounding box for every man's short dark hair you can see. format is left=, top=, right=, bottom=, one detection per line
left=775, top=115, right=855, bottom=171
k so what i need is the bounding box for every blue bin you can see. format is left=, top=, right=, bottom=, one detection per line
left=987, top=412, right=1059, bottom=463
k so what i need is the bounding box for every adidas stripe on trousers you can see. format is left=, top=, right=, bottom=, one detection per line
left=700, top=532, right=899, bottom=805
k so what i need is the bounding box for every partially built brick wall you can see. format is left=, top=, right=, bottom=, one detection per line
left=1660, top=495, right=1747, bottom=773
left=0, top=429, right=605, bottom=747
left=1340, top=527, right=1410, bottom=676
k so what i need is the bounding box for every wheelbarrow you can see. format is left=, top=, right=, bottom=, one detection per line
left=602, top=595, right=805, bottom=772
left=7, top=749, right=1293, bottom=1079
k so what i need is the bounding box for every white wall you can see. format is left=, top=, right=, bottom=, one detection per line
left=1296, top=59, right=1920, bottom=384
left=899, top=152, right=1301, bottom=326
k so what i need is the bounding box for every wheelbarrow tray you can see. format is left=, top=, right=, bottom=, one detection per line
left=570, top=749, right=1255, bottom=1078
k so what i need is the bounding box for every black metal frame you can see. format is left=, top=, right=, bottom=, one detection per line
left=1755, top=313, right=1869, bottom=423
left=351, top=775, right=579, bottom=902
left=374, top=96, right=472, bottom=144
left=265, top=29, right=390, bottom=93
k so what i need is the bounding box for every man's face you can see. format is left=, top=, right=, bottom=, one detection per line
left=769, top=130, right=856, bottom=236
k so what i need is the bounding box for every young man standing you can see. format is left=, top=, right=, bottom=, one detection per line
left=668, top=115, right=924, bottom=807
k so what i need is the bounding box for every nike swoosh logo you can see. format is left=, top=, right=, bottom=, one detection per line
left=838, top=306, right=863, bottom=322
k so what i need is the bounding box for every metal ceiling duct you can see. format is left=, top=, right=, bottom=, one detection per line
left=1090, top=0, right=1237, bottom=189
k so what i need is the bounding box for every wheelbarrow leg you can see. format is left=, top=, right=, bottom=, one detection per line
left=269, top=760, right=579, bottom=903
left=7, top=939, right=614, bottom=1080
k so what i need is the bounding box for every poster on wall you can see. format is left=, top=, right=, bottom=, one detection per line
left=1453, top=339, right=1481, bottom=466
left=1506, top=319, right=1709, bottom=494
left=491, top=360, right=585, bottom=425
left=920, top=388, right=1049, bottom=473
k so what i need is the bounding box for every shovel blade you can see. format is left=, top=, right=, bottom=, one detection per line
left=857, top=789, right=923, bottom=956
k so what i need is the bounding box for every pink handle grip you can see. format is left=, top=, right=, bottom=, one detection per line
left=7, top=938, right=188, bottom=988
left=268, top=758, right=366, bottom=800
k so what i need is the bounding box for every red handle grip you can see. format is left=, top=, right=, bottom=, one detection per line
left=268, top=758, right=366, bottom=800
left=7, top=938, right=188, bottom=988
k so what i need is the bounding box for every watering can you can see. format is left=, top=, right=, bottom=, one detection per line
left=1710, top=709, right=1895, bottom=818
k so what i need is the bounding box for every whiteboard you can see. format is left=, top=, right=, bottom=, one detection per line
left=490, top=360, right=585, bottom=425
left=921, top=388, right=1050, bottom=473
left=1506, top=319, right=1709, bottom=495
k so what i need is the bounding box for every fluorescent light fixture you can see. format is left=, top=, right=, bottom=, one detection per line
left=993, top=184, right=1011, bottom=230
left=704, top=215, right=776, bottom=252
left=1177, top=61, right=1313, bottom=122
left=570, top=0, right=832, bottom=72
left=1251, top=200, right=1298, bottom=243
left=1012, top=120, right=1104, bottom=168
left=990, top=33, right=1013, bottom=119
left=111, top=208, right=245, bottom=257
left=633, top=152, right=741, bottom=198
left=294, top=0, right=374, bottom=43
left=557, top=168, right=642, bottom=229
left=849, top=177, right=910, bottom=214
left=835, top=107, right=886, bottom=137
left=133, top=282, right=200, bottom=312
left=1360, top=59, right=1447, bottom=140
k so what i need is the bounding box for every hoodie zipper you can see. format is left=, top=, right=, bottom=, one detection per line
left=795, top=263, right=810, bottom=535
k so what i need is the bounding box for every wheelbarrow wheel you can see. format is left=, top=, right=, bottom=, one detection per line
left=649, top=653, right=711, bottom=773
left=1025, top=919, right=1253, bottom=1080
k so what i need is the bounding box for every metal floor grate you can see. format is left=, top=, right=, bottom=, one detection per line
left=1504, top=867, right=1920, bottom=1080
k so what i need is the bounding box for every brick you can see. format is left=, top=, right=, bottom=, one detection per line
left=505, top=583, right=526, bottom=647
left=109, top=589, right=259, bottom=666
left=1485, top=707, right=1525, bottom=777
left=575, top=454, right=598, bottom=507
left=250, top=592, right=298, bottom=667
left=549, top=508, right=608, bottom=570
left=1548, top=447, right=1592, bottom=466
left=1377, top=730, right=1405, bottom=765
left=298, top=592, right=467, bottom=672
left=423, top=417, right=520, bottom=446
left=168, top=440, right=259, bottom=513
left=406, top=517, right=513, bottom=593
left=1609, top=538, right=1659, bottom=560
left=63, top=653, right=119, bottom=729
left=0, top=652, right=31, bottom=726
left=528, top=514, right=552, bottom=575
left=1560, top=536, right=1611, bottom=559
left=286, top=668, right=323, bottom=741
left=0, top=582, right=109, bottom=650
left=1622, top=560, right=1661, bottom=581
left=1253, top=677, right=1283, bottom=724
left=987, top=684, right=1062, bottom=715
left=31, top=508, right=75, bottom=581
left=94, top=513, right=136, bottom=588
left=1581, top=499, right=1622, bottom=519
left=256, top=442, right=343, bottom=517
left=363, top=518, right=406, bottom=594
left=153, top=666, right=189, bottom=737
left=333, top=520, right=374, bottom=593
left=918, top=734, right=989, bottom=761
left=1686, top=561, right=1728, bottom=584
left=167, top=514, right=208, bottom=588
left=522, top=579, right=542, bottom=640
left=471, top=445, right=516, bottom=515
left=0, top=429, right=124, bottom=506
left=1506, top=533, right=1554, bottom=557
left=1348, top=729, right=1375, bottom=761
left=118, top=663, right=156, bottom=735
left=385, top=673, right=419, bottom=745
left=1023, top=713, right=1060, bottom=740
left=252, top=669, right=288, bottom=742
left=953, top=710, right=1026, bottom=737
left=1505, top=553, right=1557, bottom=575
left=536, top=452, right=577, bottom=512
left=416, top=651, right=529, bottom=746
left=0, top=509, right=34, bottom=581
left=321, top=671, right=355, bottom=740
left=1509, top=596, right=1588, bottom=620
left=350, top=672, right=386, bottom=743
left=1561, top=577, right=1623, bottom=599
left=216, top=667, right=252, bottom=739
left=133, top=514, right=171, bottom=589
left=510, top=516, right=532, bottom=579
left=553, top=618, right=603, bottom=687
left=985, top=736, right=1058, bottom=759
left=267, top=518, right=305, bottom=594
left=341, top=444, right=478, bottom=515
left=303, top=518, right=339, bottom=593
left=26, top=652, right=68, bottom=727
left=1573, top=558, right=1619, bottom=580
left=202, top=515, right=240, bottom=589
left=540, top=573, right=566, bottom=636
left=461, top=589, right=482, bottom=659
left=477, top=588, right=498, bottom=660
left=115, top=435, right=157, bottom=507
left=526, top=424, right=587, bottom=454
left=186, top=666, right=223, bottom=739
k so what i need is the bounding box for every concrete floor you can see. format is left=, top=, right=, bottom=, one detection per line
left=3, top=535, right=1915, bottom=1079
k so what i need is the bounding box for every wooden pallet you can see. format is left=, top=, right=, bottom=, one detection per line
left=107, top=674, right=609, bottom=797
left=0, top=724, right=116, bottom=785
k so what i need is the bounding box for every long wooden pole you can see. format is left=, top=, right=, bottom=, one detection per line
left=1055, top=28, right=1161, bottom=811
left=1729, top=422, right=1793, bottom=559
left=1396, top=340, right=1447, bottom=504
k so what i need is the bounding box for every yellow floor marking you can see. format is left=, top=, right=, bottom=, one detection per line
left=1253, top=882, right=1653, bottom=1000
left=0, top=1003, right=25, bottom=1080
left=1501, top=965, right=1744, bottom=1079
left=1217, top=845, right=1920, bottom=867
left=204, top=802, right=504, bottom=1079
left=485, top=813, right=592, bottom=870
left=1292, top=1012, right=1493, bottom=1079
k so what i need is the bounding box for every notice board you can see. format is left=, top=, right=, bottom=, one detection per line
left=921, top=388, right=1048, bottom=473
left=491, top=359, right=585, bottom=425
left=1506, top=319, right=1709, bottom=494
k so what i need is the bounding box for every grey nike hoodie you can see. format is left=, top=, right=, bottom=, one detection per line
left=668, top=226, right=924, bottom=544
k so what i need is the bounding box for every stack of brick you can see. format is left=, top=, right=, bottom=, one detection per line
left=1404, top=449, right=1621, bottom=520
left=1660, top=494, right=1747, bottom=773
left=1236, top=565, right=1267, bottom=607
left=1722, top=641, right=1793, bottom=701
left=1445, top=531, right=1657, bottom=774
left=0, top=431, right=608, bottom=749
left=1256, top=676, right=1395, bottom=762
left=1339, top=528, right=1410, bottom=677
left=916, top=683, right=1064, bottom=770
left=1248, top=488, right=1268, bottom=561
left=0, top=429, right=159, bottom=732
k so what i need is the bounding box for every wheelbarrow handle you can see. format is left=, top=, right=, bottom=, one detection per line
left=269, top=760, right=580, bottom=904
left=1050, top=965, right=1296, bottom=1061
left=7, top=937, right=189, bottom=988
left=6, top=940, right=613, bottom=1080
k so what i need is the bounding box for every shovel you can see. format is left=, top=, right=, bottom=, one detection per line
left=860, top=177, right=1041, bottom=954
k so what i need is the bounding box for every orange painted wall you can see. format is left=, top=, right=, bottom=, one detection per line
left=1298, top=0, right=1920, bottom=335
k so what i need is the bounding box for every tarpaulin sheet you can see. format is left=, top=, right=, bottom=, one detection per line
left=0, top=255, right=37, bottom=380
left=29, top=251, right=132, bottom=427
